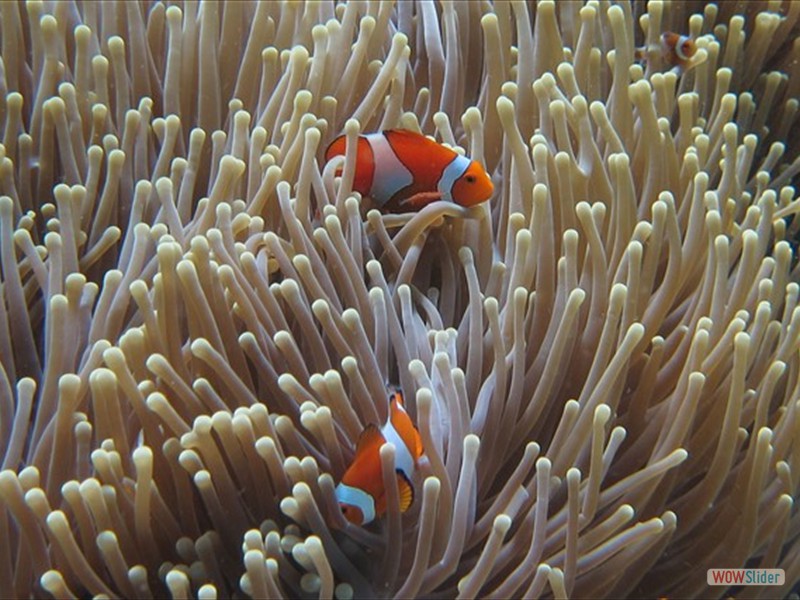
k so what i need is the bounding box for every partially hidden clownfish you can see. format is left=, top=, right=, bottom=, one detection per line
left=335, top=391, right=423, bottom=526
left=635, top=31, right=702, bottom=74
left=325, top=129, right=494, bottom=213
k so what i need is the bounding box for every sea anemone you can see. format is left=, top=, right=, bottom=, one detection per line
left=1, top=1, right=799, bottom=598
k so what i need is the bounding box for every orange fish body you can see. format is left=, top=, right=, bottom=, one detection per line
left=335, top=392, right=424, bottom=525
left=636, top=31, right=698, bottom=73
left=660, top=31, right=697, bottom=69
left=325, top=129, right=493, bottom=212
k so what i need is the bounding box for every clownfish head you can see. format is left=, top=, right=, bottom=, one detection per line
left=335, top=481, right=376, bottom=526
left=661, top=32, right=696, bottom=63
left=339, top=502, right=366, bottom=525
left=451, top=160, right=494, bottom=207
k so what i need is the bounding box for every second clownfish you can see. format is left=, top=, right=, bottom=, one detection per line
left=325, top=129, right=494, bottom=212
left=636, top=31, right=702, bottom=74
left=335, top=391, right=423, bottom=526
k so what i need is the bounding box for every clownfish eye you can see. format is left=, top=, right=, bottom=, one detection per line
left=465, top=175, right=476, bottom=183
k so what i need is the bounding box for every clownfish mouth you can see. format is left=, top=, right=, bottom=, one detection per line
left=453, top=159, right=494, bottom=207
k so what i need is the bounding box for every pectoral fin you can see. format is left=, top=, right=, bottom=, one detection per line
left=399, top=191, right=442, bottom=210
left=395, top=470, right=414, bottom=512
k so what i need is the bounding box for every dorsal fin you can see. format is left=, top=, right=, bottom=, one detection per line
left=385, top=128, right=426, bottom=140
left=355, top=424, right=384, bottom=456
left=395, top=469, right=414, bottom=512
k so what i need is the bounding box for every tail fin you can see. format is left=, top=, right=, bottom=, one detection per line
left=325, top=134, right=347, bottom=162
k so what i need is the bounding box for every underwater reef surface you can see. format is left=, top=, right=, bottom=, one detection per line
left=0, top=1, right=799, bottom=598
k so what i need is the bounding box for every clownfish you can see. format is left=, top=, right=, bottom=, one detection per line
left=636, top=31, right=700, bottom=74
left=335, top=391, right=423, bottom=526
left=325, top=129, right=494, bottom=213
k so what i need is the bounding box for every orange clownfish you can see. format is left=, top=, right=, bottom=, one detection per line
left=335, top=392, right=423, bottom=526
left=636, top=31, right=700, bottom=74
left=325, top=129, right=494, bottom=213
